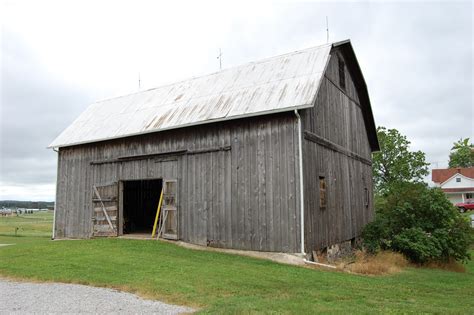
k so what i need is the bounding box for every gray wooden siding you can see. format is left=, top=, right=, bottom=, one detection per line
left=54, top=113, right=301, bottom=253
left=301, top=49, right=374, bottom=252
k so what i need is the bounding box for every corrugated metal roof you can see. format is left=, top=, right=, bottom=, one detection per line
left=49, top=43, right=333, bottom=148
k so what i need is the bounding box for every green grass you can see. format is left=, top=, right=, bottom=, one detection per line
left=1, top=213, right=473, bottom=314
left=0, top=211, right=53, bottom=239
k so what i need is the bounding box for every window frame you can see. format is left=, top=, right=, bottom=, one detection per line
left=319, top=176, right=327, bottom=209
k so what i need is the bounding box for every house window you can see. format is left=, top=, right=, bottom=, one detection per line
left=338, top=56, right=346, bottom=90
left=466, top=193, right=473, bottom=199
left=319, top=176, right=327, bottom=209
left=456, top=177, right=461, bottom=182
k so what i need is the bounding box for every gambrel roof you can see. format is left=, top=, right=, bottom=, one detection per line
left=50, top=40, right=378, bottom=150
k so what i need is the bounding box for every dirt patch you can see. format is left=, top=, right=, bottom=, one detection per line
left=337, top=251, right=409, bottom=275
left=424, top=260, right=467, bottom=273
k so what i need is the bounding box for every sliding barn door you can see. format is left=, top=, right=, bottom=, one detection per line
left=92, top=182, right=118, bottom=237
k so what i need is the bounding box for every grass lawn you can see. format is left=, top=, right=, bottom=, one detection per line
left=1, top=212, right=473, bottom=314
left=0, top=211, right=53, bottom=239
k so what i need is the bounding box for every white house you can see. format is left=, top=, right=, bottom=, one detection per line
left=432, top=168, right=474, bottom=204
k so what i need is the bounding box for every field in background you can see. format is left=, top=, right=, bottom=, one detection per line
left=0, top=211, right=473, bottom=314
left=0, top=211, right=53, bottom=238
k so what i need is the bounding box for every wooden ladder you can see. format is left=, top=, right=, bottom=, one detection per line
left=151, top=188, right=164, bottom=238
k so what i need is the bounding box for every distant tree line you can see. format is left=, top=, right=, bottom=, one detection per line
left=0, top=200, right=54, bottom=209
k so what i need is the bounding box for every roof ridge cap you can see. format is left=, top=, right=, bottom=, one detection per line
left=93, top=42, right=335, bottom=104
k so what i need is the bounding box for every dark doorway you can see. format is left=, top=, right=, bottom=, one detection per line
left=123, top=179, right=162, bottom=234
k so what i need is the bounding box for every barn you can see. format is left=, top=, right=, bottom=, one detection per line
left=49, top=39, right=378, bottom=257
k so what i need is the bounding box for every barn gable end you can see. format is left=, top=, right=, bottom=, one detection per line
left=301, top=43, right=377, bottom=254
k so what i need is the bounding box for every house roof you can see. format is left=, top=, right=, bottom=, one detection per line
left=432, top=167, right=474, bottom=183
left=49, top=40, right=379, bottom=150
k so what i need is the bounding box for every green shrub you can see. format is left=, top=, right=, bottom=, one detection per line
left=392, top=227, right=441, bottom=263
left=361, top=182, right=471, bottom=264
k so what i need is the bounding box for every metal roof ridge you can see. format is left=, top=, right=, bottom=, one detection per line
left=92, top=42, right=335, bottom=105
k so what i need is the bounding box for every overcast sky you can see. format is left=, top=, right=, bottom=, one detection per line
left=0, top=0, right=472, bottom=201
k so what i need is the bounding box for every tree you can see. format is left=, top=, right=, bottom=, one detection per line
left=362, top=182, right=471, bottom=264
left=448, top=138, right=474, bottom=168
left=372, top=127, right=429, bottom=195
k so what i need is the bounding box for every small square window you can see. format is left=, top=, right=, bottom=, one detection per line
left=456, top=177, right=461, bottom=182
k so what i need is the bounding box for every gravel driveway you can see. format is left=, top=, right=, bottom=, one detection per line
left=0, top=279, right=194, bottom=314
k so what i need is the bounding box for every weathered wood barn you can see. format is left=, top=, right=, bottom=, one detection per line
left=50, top=39, right=378, bottom=256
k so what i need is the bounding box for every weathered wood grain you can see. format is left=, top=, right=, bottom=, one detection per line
left=301, top=50, right=374, bottom=253
left=55, top=112, right=300, bottom=252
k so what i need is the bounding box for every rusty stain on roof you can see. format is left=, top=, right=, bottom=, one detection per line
left=50, top=43, right=333, bottom=148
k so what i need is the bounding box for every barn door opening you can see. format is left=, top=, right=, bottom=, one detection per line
left=92, top=182, right=118, bottom=237
left=123, top=179, right=163, bottom=235
left=161, top=179, right=178, bottom=240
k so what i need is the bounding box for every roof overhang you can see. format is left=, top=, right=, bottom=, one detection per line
left=48, top=40, right=378, bottom=151
left=442, top=187, right=474, bottom=193
left=48, top=103, right=314, bottom=149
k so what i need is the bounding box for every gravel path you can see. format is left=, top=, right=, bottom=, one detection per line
left=0, top=279, right=194, bottom=314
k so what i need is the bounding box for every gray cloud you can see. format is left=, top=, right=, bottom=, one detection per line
left=1, top=31, right=94, bottom=190
left=0, top=1, right=472, bottom=200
